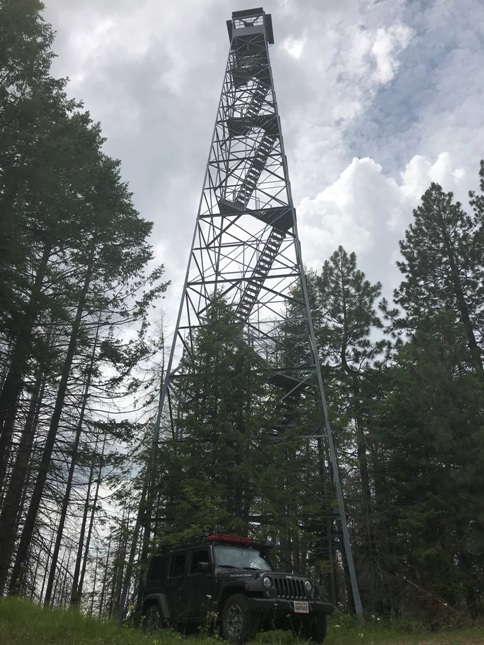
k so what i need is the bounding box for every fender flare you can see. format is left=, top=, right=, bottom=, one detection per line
left=142, top=593, right=171, bottom=620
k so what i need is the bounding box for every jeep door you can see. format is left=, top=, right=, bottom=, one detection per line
left=184, top=547, right=214, bottom=622
left=166, top=551, right=188, bottom=623
left=143, top=554, right=169, bottom=603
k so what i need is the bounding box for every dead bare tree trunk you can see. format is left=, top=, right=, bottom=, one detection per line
left=8, top=254, right=94, bottom=594
left=44, top=319, right=101, bottom=605
left=98, top=539, right=111, bottom=619
left=71, top=435, right=105, bottom=606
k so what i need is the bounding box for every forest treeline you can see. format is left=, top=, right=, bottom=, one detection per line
left=0, top=0, right=168, bottom=611
left=0, top=0, right=483, bottom=627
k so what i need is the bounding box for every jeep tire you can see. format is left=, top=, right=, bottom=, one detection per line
left=221, top=593, right=257, bottom=644
left=142, top=604, right=162, bottom=634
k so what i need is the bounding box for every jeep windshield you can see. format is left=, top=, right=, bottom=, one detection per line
left=214, top=545, right=273, bottom=571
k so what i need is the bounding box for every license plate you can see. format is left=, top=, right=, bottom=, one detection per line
left=293, top=601, right=309, bottom=614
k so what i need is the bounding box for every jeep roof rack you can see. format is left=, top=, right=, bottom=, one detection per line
left=155, top=534, right=273, bottom=554
left=208, top=534, right=253, bottom=544
left=208, top=534, right=273, bottom=550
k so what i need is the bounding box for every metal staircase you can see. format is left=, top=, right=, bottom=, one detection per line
left=236, top=227, right=285, bottom=318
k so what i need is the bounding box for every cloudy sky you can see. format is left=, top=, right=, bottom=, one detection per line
left=41, top=0, right=484, bottom=324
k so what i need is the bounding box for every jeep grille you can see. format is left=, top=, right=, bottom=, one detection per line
left=274, top=576, right=305, bottom=599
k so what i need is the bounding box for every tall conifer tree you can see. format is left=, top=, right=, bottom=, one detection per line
left=395, top=182, right=483, bottom=372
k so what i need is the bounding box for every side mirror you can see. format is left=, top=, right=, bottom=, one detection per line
left=197, top=561, right=210, bottom=573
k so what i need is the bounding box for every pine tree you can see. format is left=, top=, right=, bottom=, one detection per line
left=395, top=182, right=483, bottom=372
left=375, top=311, right=484, bottom=617
left=314, top=246, right=391, bottom=611
left=151, top=295, right=271, bottom=543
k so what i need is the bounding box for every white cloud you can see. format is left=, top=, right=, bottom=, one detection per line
left=370, top=25, right=413, bottom=83
left=298, top=153, right=468, bottom=293
left=282, top=35, right=306, bottom=59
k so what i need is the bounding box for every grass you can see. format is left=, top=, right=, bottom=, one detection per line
left=0, top=597, right=483, bottom=645
left=322, top=611, right=484, bottom=645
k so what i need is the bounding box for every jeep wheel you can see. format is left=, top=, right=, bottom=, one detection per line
left=299, top=615, right=327, bottom=643
left=222, top=593, right=256, bottom=644
left=142, top=604, right=162, bottom=634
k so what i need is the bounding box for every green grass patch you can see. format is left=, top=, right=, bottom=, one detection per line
left=0, top=597, right=178, bottom=645
left=324, top=612, right=484, bottom=645
left=1, top=597, right=483, bottom=645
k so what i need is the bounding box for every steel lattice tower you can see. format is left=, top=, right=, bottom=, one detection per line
left=152, top=7, right=362, bottom=615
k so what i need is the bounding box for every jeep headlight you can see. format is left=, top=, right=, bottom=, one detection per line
left=262, top=575, right=273, bottom=589
left=304, top=579, right=313, bottom=593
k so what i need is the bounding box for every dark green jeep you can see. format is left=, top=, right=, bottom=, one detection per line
left=138, top=534, right=333, bottom=643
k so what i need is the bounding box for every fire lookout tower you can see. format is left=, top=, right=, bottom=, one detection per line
left=148, top=8, right=362, bottom=615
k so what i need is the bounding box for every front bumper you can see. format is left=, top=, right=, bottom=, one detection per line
left=247, top=597, right=333, bottom=619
